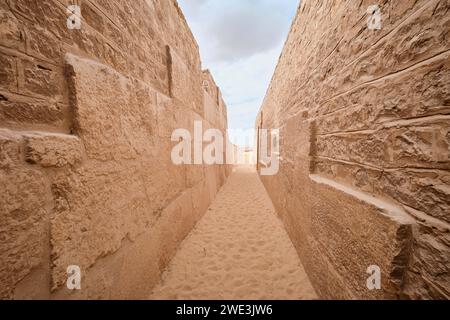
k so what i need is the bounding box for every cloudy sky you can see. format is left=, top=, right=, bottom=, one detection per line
left=178, top=0, right=299, bottom=146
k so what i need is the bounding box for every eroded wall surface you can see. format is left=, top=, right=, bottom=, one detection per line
left=0, top=0, right=230, bottom=299
left=257, top=0, right=449, bottom=299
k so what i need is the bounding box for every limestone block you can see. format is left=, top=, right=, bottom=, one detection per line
left=52, top=185, right=198, bottom=300
left=0, top=130, right=51, bottom=299
left=402, top=223, right=450, bottom=299
left=0, top=5, right=25, bottom=51
left=24, top=133, right=84, bottom=168
left=186, top=165, right=205, bottom=188
left=315, top=157, right=450, bottom=224
left=258, top=0, right=450, bottom=299
left=50, top=162, right=156, bottom=289
left=378, top=169, right=450, bottom=224
left=20, top=59, right=65, bottom=100
left=310, top=175, right=414, bottom=299
left=82, top=1, right=107, bottom=35
left=0, top=53, right=17, bottom=92
left=322, top=0, right=450, bottom=102
left=0, top=93, right=66, bottom=129
left=315, top=52, right=450, bottom=134
left=156, top=190, right=195, bottom=270
left=66, top=53, right=157, bottom=161
left=316, top=119, right=450, bottom=170
left=0, top=0, right=230, bottom=300
left=155, top=92, right=196, bottom=138
left=205, top=165, right=218, bottom=201
left=203, top=92, right=219, bottom=128
left=24, top=22, right=63, bottom=62
left=191, top=179, right=211, bottom=221
left=168, top=46, right=203, bottom=115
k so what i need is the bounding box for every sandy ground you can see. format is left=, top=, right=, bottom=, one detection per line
left=150, top=166, right=317, bottom=300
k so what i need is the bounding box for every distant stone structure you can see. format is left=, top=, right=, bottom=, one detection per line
left=0, top=0, right=230, bottom=299
left=257, top=0, right=449, bottom=299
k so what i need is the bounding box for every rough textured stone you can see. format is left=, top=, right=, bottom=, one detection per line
left=0, top=0, right=230, bottom=299
left=257, top=0, right=450, bottom=299
left=0, top=53, right=17, bottom=92
left=0, top=129, right=51, bottom=299
left=24, top=133, right=84, bottom=168
left=0, top=93, right=67, bottom=130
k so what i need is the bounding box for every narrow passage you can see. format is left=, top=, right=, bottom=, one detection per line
left=150, top=166, right=317, bottom=300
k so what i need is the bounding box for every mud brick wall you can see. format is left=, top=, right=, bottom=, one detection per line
left=0, top=0, right=230, bottom=299
left=257, top=0, right=449, bottom=299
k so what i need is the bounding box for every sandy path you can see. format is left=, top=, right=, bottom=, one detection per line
left=150, top=166, right=317, bottom=300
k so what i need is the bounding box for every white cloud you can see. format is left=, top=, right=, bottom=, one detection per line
left=178, top=0, right=299, bottom=146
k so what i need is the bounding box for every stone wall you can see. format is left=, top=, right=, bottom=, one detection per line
left=257, top=0, right=449, bottom=299
left=0, top=0, right=230, bottom=299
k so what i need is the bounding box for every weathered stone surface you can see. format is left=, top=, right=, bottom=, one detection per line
left=402, top=223, right=450, bottom=299
left=314, top=158, right=450, bottom=225
left=0, top=53, right=17, bottom=92
left=24, top=133, right=84, bottom=168
left=168, top=45, right=203, bottom=115
left=0, top=92, right=67, bottom=130
left=20, top=59, right=65, bottom=100
left=0, top=3, right=24, bottom=51
left=316, top=118, right=450, bottom=171
left=309, top=175, right=415, bottom=299
left=66, top=54, right=154, bottom=162
left=0, top=0, right=230, bottom=299
left=0, top=129, right=51, bottom=299
left=257, top=0, right=450, bottom=299
left=315, top=52, right=450, bottom=134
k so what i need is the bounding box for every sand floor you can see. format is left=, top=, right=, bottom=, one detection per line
left=150, top=166, right=317, bottom=300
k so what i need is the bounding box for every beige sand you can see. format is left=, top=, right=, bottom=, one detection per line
left=150, top=166, right=317, bottom=300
